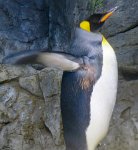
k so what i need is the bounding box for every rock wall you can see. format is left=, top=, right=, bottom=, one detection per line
left=0, top=0, right=138, bottom=150
left=0, top=1, right=65, bottom=150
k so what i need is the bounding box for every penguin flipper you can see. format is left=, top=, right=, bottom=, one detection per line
left=2, top=50, right=80, bottom=71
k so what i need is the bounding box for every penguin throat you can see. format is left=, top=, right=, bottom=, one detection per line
left=80, top=21, right=91, bottom=32
left=102, top=36, right=112, bottom=47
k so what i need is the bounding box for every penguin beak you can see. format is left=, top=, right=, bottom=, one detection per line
left=100, top=6, right=118, bottom=23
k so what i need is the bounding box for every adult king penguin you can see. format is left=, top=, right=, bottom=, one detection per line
left=3, top=7, right=118, bottom=150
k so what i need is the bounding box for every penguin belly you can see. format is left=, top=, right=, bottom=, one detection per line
left=86, top=42, right=118, bottom=150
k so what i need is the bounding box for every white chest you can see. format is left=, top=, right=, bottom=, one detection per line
left=86, top=42, right=118, bottom=150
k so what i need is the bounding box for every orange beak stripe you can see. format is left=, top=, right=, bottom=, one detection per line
left=100, top=11, right=113, bottom=23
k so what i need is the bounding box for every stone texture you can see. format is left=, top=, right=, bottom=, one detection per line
left=0, top=0, right=138, bottom=150
left=102, top=0, right=138, bottom=68
left=38, top=68, right=64, bottom=145
left=0, top=65, right=37, bottom=82
left=19, top=75, right=43, bottom=97
left=0, top=68, right=65, bottom=150
left=49, top=0, right=92, bottom=51
left=0, top=0, right=49, bottom=62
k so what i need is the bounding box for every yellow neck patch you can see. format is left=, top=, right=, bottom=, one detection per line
left=102, top=36, right=112, bottom=47
left=80, top=21, right=90, bottom=32
left=79, top=22, right=112, bottom=48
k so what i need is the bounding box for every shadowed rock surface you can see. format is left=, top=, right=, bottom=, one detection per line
left=0, top=0, right=138, bottom=150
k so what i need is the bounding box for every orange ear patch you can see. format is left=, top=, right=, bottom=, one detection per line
left=100, top=12, right=113, bottom=22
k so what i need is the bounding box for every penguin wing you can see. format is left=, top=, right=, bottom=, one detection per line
left=2, top=50, right=81, bottom=71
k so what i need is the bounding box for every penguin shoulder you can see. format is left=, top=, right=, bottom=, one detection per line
left=102, top=36, right=113, bottom=48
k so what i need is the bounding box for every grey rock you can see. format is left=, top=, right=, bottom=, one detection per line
left=0, top=65, right=37, bottom=82
left=19, top=75, right=43, bottom=97
left=0, top=70, right=65, bottom=150
left=30, top=37, right=48, bottom=50
left=116, top=46, right=138, bottom=66
left=0, top=83, right=18, bottom=121
left=108, top=27, right=138, bottom=49
left=43, top=96, right=64, bottom=145
left=107, top=27, right=138, bottom=66
left=119, top=65, right=138, bottom=80
left=39, top=68, right=63, bottom=145
left=49, top=0, right=91, bottom=51
left=102, top=0, right=138, bottom=37
left=0, top=9, right=12, bottom=30
left=102, top=0, right=138, bottom=69
left=39, top=68, right=65, bottom=148
left=39, top=68, right=62, bottom=98
left=0, top=0, right=48, bottom=61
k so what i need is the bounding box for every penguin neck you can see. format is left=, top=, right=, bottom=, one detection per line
left=79, top=25, right=110, bottom=47
left=70, top=28, right=103, bottom=57
left=75, top=28, right=102, bottom=41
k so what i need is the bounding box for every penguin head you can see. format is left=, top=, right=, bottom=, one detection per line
left=80, top=6, right=118, bottom=32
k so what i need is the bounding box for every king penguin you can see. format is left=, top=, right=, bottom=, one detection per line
left=2, top=7, right=118, bottom=150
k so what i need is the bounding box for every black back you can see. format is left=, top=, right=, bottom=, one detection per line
left=61, top=28, right=103, bottom=150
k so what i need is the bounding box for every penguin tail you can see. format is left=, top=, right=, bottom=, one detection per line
left=2, top=50, right=80, bottom=71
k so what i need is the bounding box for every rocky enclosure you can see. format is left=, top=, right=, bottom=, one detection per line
left=0, top=0, right=138, bottom=150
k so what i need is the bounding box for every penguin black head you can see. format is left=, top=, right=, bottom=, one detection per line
left=80, top=6, right=118, bottom=32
